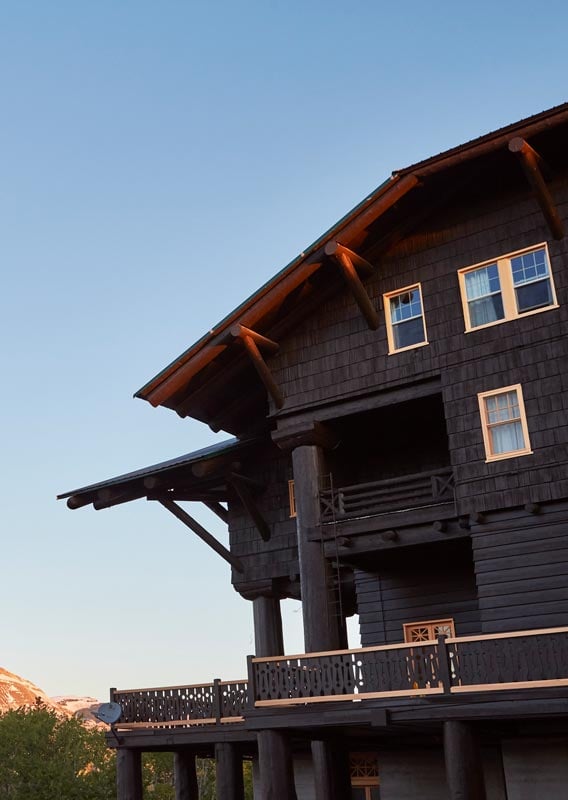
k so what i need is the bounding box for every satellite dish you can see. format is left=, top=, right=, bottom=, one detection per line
left=94, top=702, right=122, bottom=725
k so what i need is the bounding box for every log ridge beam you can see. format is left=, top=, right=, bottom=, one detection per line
left=230, top=324, right=283, bottom=409
left=508, top=137, right=564, bottom=240
left=324, top=241, right=379, bottom=330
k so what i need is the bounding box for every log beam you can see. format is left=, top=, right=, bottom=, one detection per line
left=325, top=243, right=379, bottom=330
left=292, top=444, right=346, bottom=652
left=241, top=334, right=283, bottom=409
left=253, top=595, right=284, bottom=657
left=509, top=137, right=564, bottom=239
left=156, top=498, right=244, bottom=572
left=116, top=749, right=143, bottom=800
left=215, top=743, right=244, bottom=800
left=229, top=474, right=271, bottom=542
left=324, top=241, right=374, bottom=275
left=257, top=730, right=298, bottom=800
left=230, top=324, right=279, bottom=354
left=174, top=751, right=199, bottom=800
left=311, top=739, right=352, bottom=800
left=443, top=720, right=487, bottom=800
left=204, top=501, right=229, bottom=523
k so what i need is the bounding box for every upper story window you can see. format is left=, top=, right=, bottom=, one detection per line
left=478, top=384, right=532, bottom=462
left=384, top=284, right=427, bottom=353
left=458, top=244, right=558, bottom=331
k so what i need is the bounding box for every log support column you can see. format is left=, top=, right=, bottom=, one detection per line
left=116, top=748, right=143, bottom=800
left=257, top=730, right=298, bottom=800
left=311, top=739, right=351, bottom=800
left=444, top=721, right=487, bottom=800
left=215, top=743, right=244, bottom=800
left=286, top=424, right=346, bottom=653
left=174, top=750, right=199, bottom=800
left=253, top=594, right=284, bottom=657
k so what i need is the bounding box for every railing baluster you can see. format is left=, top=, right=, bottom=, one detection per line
left=212, top=678, right=221, bottom=723
left=246, top=655, right=257, bottom=710
left=437, top=635, right=452, bottom=694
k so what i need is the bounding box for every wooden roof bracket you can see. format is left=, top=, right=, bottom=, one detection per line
left=230, top=324, right=284, bottom=409
left=508, top=137, right=565, bottom=240
left=228, top=472, right=271, bottom=542
left=155, top=497, right=244, bottom=572
left=324, top=242, right=379, bottom=330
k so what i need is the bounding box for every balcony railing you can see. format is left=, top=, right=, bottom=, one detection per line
left=111, top=627, right=568, bottom=727
left=112, top=678, right=248, bottom=729
left=319, top=468, right=455, bottom=523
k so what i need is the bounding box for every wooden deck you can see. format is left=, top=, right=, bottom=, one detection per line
left=111, top=626, right=568, bottom=728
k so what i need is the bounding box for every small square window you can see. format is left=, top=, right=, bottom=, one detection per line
left=403, top=618, right=455, bottom=643
left=458, top=244, right=557, bottom=332
left=478, top=384, right=532, bottom=462
left=384, top=284, right=428, bottom=353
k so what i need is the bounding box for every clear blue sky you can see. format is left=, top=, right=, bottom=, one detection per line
left=2, top=0, right=567, bottom=701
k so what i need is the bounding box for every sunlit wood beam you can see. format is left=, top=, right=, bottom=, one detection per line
left=509, top=137, right=564, bottom=240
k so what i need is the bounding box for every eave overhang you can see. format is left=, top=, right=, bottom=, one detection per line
left=135, top=101, right=568, bottom=433
left=57, top=437, right=259, bottom=511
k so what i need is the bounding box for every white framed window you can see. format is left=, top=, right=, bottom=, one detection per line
left=478, top=384, right=532, bottom=462
left=458, top=243, right=558, bottom=332
left=384, top=283, right=428, bottom=353
left=403, top=618, right=455, bottom=643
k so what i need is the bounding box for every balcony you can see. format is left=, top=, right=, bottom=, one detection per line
left=111, top=627, right=568, bottom=729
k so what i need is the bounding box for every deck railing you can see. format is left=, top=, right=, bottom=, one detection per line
left=111, top=627, right=568, bottom=726
left=112, top=678, right=248, bottom=729
left=248, top=626, right=568, bottom=707
left=319, top=468, right=455, bottom=523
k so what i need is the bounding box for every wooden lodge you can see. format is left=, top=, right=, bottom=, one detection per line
left=59, top=103, right=568, bottom=800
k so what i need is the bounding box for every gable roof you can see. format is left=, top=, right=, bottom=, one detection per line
left=136, top=102, right=568, bottom=435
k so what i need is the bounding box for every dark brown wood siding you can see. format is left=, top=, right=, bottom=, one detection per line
left=471, top=502, right=568, bottom=633
left=355, top=542, right=481, bottom=646
left=228, top=446, right=299, bottom=587
left=270, top=177, right=568, bottom=517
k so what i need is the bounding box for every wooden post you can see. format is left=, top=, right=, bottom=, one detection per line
left=444, top=721, right=487, bottom=800
left=253, top=595, right=284, bottom=657
left=292, top=444, right=345, bottom=652
left=311, top=739, right=351, bottom=800
left=116, top=749, right=143, bottom=800
left=174, top=751, right=199, bottom=800
left=215, top=743, right=244, bottom=800
left=257, top=730, right=298, bottom=800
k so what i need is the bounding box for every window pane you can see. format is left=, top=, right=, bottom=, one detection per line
left=393, top=316, right=425, bottom=349
left=468, top=294, right=504, bottom=327
left=490, top=421, right=525, bottom=454
left=371, top=789, right=381, bottom=800
left=351, top=789, right=366, bottom=800
left=464, top=264, right=500, bottom=300
left=511, top=249, right=549, bottom=284
left=515, top=279, right=553, bottom=313
left=390, top=289, right=422, bottom=323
